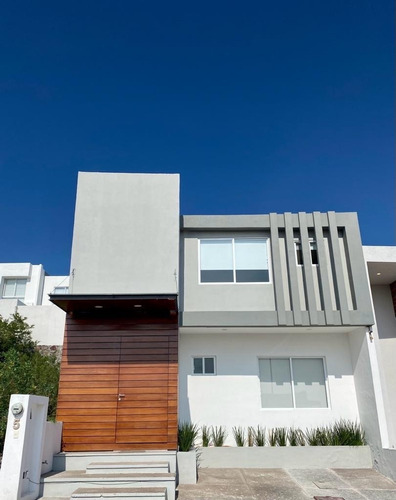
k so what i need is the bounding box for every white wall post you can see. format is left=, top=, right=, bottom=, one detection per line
left=0, top=394, right=49, bottom=500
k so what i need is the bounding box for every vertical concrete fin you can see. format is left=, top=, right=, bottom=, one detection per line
left=284, top=212, right=301, bottom=325
left=313, top=211, right=334, bottom=325
left=328, top=211, right=350, bottom=324
left=270, top=212, right=286, bottom=326
left=338, top=213, right=375, bottom=325
left=299, top=212, right=318, bottom=325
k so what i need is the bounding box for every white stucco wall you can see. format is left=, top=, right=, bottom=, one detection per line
left=42, top=275, right=69, bottom=305
left=20, top=305, right=66, bottom=346
left=179, top=331, right=360, bottom=445
left=0, top=263, right=45, bottom=305
left=70, top=172, right=180, bottom=295
left=370, top=285, right=396, bottom=448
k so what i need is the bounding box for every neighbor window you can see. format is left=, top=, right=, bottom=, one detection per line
left=259, top=357, right=328, bottom=408
left=2, top=278, right=27, bottom=299
left=295, top=240, right=318, bottom=266
left=53, top=286, right=69, bottom=294
left=193, top=356, right=216, bottom=375
left=200, top=238, right=269, bottom=283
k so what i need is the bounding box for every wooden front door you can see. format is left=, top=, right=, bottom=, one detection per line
left=57, top=316, right=178, bottom=451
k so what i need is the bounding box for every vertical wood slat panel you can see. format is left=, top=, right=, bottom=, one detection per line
left=57, top=315, right=178, bottom=451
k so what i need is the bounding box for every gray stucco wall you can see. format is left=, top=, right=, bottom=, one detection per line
left=181, top=212, right=374, bottom=327
left=70, top=172, right=180, bottom=295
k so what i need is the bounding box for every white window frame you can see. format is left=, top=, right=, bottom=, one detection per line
left=294, top=239, right=319, bottom=267
left=2, top=278, right=28, bottom=299
left=198, top=237, right=271, bottom=284
left=192, top=356, right=217, bottom=376
left=258, top=356, right=330, bottom=410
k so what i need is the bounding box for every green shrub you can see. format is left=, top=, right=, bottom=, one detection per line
left=178, top=422, right=199, bottom=451
left=326, top=420, right=366, bottom=446
left=232, top=426, right=246, bottom=447
left=211, top=426, right=227, bottom=446
left=0, top=314, right=60, bottom=452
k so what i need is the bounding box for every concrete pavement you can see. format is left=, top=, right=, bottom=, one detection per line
left=177, top=468, right=396, bottom=500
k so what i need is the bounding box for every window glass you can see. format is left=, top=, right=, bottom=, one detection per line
left=235, top=239, right=269, bottom=282
left=259, top=358, right=293, bottom=408
left=193, top=357, right=203, bottom=374
left=310, top=242, right=318, bottom=265
left=2, top=278, right=27, bottom=298
left=200, top=238, right=269, bottom=283
left=292, top=358, right=327, bottom=408
left=204, top=357, right=215, bottom=374
left=295, top=242, right=303, bottom=265
left=200, top=240, right=233, bottom=283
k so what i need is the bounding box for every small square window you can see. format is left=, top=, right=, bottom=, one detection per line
left=2, top=278, right=27, bottom=299
left=193, top=356, right=216, bottom=375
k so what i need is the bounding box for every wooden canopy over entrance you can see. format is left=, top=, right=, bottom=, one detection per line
left=51, top=295, right=178, bottom=452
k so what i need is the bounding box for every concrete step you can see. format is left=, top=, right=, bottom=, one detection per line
left=86, top=462, right=169, bottom=474
left=71, top=487, right=167, bottom=499
left=53, top=451, right=177, bottom=473
left=40, top=470, right=176, bottom=500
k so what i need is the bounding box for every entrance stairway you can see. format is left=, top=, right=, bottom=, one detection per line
left=39, top=451, right=177, bottom=500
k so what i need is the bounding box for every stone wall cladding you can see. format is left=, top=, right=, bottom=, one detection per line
left=36, top=345, right=62, bottom=363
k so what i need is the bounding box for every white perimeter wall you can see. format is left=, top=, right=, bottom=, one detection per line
left=179, top=331, right=360, bottom=445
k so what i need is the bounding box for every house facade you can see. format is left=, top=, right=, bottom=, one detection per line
left=1, top=171, right=395, bottom=475
left=0, top=263, right=68, bottom=348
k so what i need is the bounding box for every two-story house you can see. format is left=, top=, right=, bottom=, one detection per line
left=2, top=171, right=395, bottom=477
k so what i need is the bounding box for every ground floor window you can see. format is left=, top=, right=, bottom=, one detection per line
left=259, top=357, right=328, bottom=409
left=193, top=356, right=216, bottom=375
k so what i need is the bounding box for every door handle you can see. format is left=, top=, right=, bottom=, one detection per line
left=118, top=393, right=125, bottom=401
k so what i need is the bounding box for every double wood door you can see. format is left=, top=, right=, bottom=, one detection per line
left=57, top=317, right=178, bottom=451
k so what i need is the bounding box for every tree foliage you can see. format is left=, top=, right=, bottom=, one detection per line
left=0, top=313, right=60, bottom=451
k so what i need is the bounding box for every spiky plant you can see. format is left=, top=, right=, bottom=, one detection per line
left=253, top=425, right=266, bottom=446
left=211, top=426, right=228, bottom=447
left=274, top=427, right=287, bottom=446
left=178, top=422, right=199, bottom=451
left=327, top=420, right=366, bottom=446
left=247, top=426, right=254, bottom=447
left=268, top=428, right=277, bottom=446
left=201, top=425, right=211, bottom=447
left=288, top=428, right=305, bottom=446
left=232, top=426, right=246, bottom=447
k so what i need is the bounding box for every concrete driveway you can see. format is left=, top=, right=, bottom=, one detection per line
left=177, top=468, right=396, bottom=500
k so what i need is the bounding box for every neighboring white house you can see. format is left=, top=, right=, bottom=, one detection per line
left=1, top=172, right=395, bottom=477
left=0, top=263, right=68, bottom=346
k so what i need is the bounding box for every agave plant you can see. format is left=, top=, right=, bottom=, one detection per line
left=288, top=428, right=305, bottom=446
left=327, top=420, right=366, bottom=446
left=211, top=426, right=228, bottom=446
left=247, top=426, right=254, bottom=447
left=178, top=422, right=199, bottom=451
left=201, top=425, right=211, bottom=447
left=253, top=425, right=266, bottom=446
left=268, top=428, right=277, bottom=446
left=274, top=427, right=287, bottom=446
left=232, top=426, right=246, bottom=447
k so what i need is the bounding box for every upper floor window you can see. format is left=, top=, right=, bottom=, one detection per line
left=193, top=356, right=216, bottom=375
left=2, top=278, right=27, bottom=299
left=295, top=240, right=318, bottom=266
left=53, top=286, right=69, bottom=295
left=200, top=238, right=269, bottom=283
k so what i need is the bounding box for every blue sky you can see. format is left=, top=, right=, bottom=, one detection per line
left=0, top=1, right=394, bottom=275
